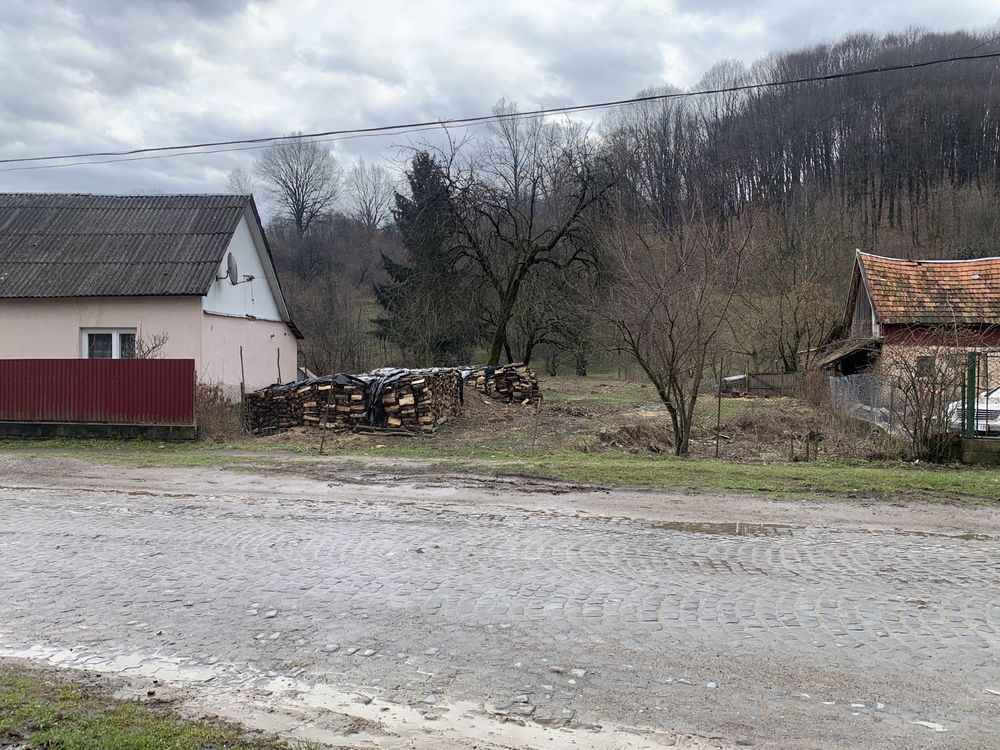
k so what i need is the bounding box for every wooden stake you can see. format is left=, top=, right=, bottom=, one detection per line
left=531, top=396, right=542, bottom=453
left=715, top=357, right=724, bottom=459
left=239, top=346, right=246, bottom=432
left=318, top=393, right=332, bottom=455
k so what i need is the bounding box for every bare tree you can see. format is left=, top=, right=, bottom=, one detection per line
left=440, top=101, right=611, bottom=365
left=255, top=133, right=343, bottom=236
left=226, top=167, right=255, bottom=196
left=737, top=199, right=848, bottom=371
left=875, top=328, right=995, bottom=460
left=349, top=159, right=395, bottom=237
left=609, top=205, right=753, bottom=455
left=134, top=332, right=170, bottom=359
left=289, top=274, right=381, bottom=374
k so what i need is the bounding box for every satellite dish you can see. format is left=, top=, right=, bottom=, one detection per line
left=226, top=253, right=239, bottom=285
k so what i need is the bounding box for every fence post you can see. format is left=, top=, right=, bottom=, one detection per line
left=965, top=351, right=977, bottom=438
left=715, top=358, right=724, bottom=459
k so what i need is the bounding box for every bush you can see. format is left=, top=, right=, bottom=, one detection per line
left=195, top=384, right=244, bottom=440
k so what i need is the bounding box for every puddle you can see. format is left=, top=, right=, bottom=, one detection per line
left=652, top=521, right=795, bottom=537
left=898, top=530, right=996, bottom=542
left=651, top=522, right=995, bottom=542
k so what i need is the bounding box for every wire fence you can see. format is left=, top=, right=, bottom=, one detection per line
left=828, top=350, right=1000, bottom=441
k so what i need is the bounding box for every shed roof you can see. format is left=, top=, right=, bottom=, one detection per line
left=0, top=193, right=251, bottom=298
left=856, top=251, right=1000, bottom=327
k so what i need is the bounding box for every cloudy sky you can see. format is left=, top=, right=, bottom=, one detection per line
left=0, top=0, right=997, bottom=196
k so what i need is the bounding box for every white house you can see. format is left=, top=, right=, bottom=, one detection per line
left=0, top=193, right=301, bottom=389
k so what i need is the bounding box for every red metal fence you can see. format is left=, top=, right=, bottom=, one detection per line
left=0, top=359, right=195, bottom=425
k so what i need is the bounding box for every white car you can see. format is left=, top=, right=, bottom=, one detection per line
left=948, top=386, right=1000, bottom=434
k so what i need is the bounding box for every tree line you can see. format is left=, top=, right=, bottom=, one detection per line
left=236, top=26, right=1000, bottom=454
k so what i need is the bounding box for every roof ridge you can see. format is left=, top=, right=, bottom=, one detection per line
left=858, top=250, right=1000, bottom=264
left=0, top=192, right=249, bottom=199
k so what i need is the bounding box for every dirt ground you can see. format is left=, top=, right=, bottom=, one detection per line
left=249, top=376, right=893, bottom=463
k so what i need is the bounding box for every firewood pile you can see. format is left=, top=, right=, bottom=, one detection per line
left=370, top=368, right=464, bottom=430
left=245, top=368, right=466, bottom=434
left=463, top=364, right=541, bottom=405
left=243, top=382, right=303, bottom=432
left=301, top=375, right=369, bottom=430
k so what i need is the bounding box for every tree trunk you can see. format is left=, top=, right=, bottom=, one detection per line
left=522, top=340, right=536, bottom=367
left=485, top=276, right=523, bottom=365
left=574, top=352, right=588, bottom=376
left=546, top=351, right=558, bottom=376
left=486, top=321, right=507, bottom=365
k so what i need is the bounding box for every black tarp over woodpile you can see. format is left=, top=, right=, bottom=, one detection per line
left=245, top=364, right=540, bottom=435
left=245, top=368, right=466, bottom=434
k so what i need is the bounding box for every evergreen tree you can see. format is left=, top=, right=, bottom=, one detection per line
left=375, top=151, right=480, bottom=364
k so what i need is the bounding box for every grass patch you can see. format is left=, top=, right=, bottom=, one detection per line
left=0, top=666, right=314, bottom=750
left=332, top=447, right=1000, bottom=502
left=2, top=376, right=996, bottom=503
left=0, top=438, right=295, bottom=467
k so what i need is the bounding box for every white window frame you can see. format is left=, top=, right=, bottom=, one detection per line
left=80, top=328, right=137, bottom=359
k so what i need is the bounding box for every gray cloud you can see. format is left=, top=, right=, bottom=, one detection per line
left=0, top=0, right=996, bottom=197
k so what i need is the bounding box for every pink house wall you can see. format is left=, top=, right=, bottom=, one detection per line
left=0, top=297, right=298, bottom=390
left=201, top=313, right=297, bottom=390
left=0, top=296, right=203, bottom=361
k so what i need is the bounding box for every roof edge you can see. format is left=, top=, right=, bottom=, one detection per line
left=0, top=191, right=252, bottom=200
left=856, top=250, right=1000, bottom=265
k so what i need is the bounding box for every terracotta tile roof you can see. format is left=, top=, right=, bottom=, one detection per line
left=858, top=252, right=1000, bottom=326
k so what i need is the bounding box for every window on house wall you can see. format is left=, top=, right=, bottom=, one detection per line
left=915, top=355, right=936, bottom=378
left=81, top=329, right=138, bottom=359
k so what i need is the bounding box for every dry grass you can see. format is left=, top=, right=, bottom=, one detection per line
left=195, top=384, right=244, bottom=440
left=245, top=376, right=899, bottom=464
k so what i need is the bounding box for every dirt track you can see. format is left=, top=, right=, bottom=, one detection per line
left=1, top=453, right=998, bottom=748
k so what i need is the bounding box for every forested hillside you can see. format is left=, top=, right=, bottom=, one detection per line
left=247, top=26, right=1000, bottom=448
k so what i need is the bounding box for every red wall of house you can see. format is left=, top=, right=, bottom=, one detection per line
left=882, top=325, right=1000, bottom=346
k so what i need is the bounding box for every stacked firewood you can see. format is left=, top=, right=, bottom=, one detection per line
left=243, top=383, right=302, bottom=432
left=245, top=365, right=539, bottom=434
left=465, top=364, right=541, bottom=405
left=301, top=377, right=368, bottom=429
left=245, top=369, right=466, bottom=434
left=377, top=369, right=463, bottom=430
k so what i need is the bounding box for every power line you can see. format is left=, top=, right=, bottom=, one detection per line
left=2, top=49, right=999, bottom=172
left=0, top=124, right=452, bottom=173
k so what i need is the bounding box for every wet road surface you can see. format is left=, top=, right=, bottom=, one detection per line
left=1, top=461, right=998, bottom=748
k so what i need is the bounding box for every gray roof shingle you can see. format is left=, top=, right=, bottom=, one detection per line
left=0, top=193, right=251, bottom=298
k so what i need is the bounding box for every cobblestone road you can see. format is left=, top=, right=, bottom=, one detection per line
left=1, top=465, right=998, bottom=748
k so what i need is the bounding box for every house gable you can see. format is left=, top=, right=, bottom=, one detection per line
left=202, top=210, right=285, bottom=323
left=845, top=254, right=879, bottom=338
